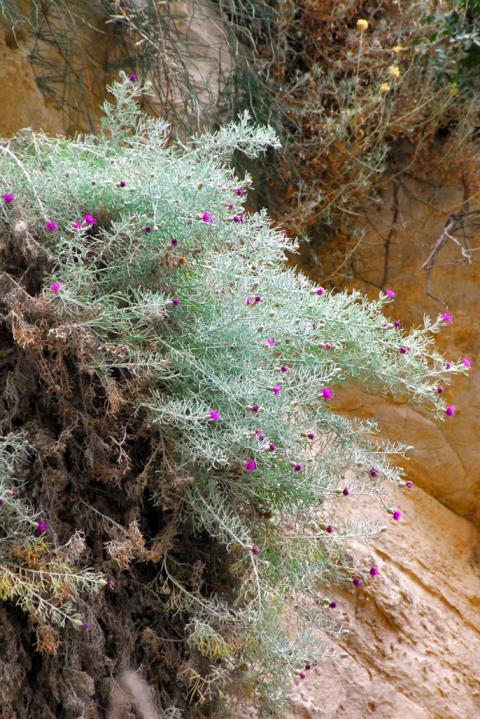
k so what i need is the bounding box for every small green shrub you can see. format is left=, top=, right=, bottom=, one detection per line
left=0, top=75, right=466, bottom=713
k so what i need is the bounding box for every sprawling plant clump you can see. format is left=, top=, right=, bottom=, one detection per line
left=0, top=76, right=466, bottom=716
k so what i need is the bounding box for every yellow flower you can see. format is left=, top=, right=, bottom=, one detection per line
left=380, top=83, right=391, bottom=94
left=388, top=65, right=401, bottom=80
left=450, top=85, right=459, bottom=97
left=393, top=45, right=403, bottom=53
left=357, top=19, right=369, bottom=32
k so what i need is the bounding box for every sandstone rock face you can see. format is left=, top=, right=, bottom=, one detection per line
left=280, top=170, right=480, bottom=718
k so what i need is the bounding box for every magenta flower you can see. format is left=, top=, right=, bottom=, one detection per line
left=445, top=361, right=452, bottom=370
left=399, top=346, right=409, bottom=354
left=9, top=490, right=18, bottom=498
left=441, top=312, right=452, bottom=324
left=129, top=73, right=137, bottom=82
left=353, top=578, right=362, bottom=587
left=245, top=458, right=257, bottom=472
left=118, top=181, right=127, bottom=188
left=45, top=220, right=58, bottom=232
left=299, top=671, right=306, bottom=680
left=249, top=404, right=260, bottom=413
left=326, top=525, right=333, bottom=533
left=272, top=385, right=281, bottom=396
left=50, top=282, right=62, bottom=293
left=294, top=463, right=303, bottom=472
left=81, top=622, right=90, bottom=631
left=445, top=405, right=456, bottom=416
left=73, top=220, right=83, bottom=229
left=266, top=338, right=276, bottom=347
left=255, top=428, right=265, bottom=438
left=342, top=487, right=349, bottom=496
left=36, top=520, right=48, bottom=533
left=3, top=193, right=15, bottom=204
left=322, top=387, right=334, bottom=401
left=251, top=545, right=260, bottom=555
left=279, top=365, right=289, bottom=373
left=463, top=357, right=472, bottom=369
left=405, top=480, right=414, bottom=488
left=201, top=211, right=213, bottom=223
left=436, top=386, right=444, bottom=394
left=255, top=295, right=262, bottom=303
left=393, top=320, right=402, bottom=328
left=370, top=468, right=379, bottom=478
left=323, top=342, right=333, bottom=350
left=84, top=214, right=96, bottom=226
left=385, top=289, right=395, bottom=298
left=315, top=287, right=325, bottom=296
left=235, top=187, right=245, bottom=197
left=369, top=566, right=379, bottom=577
left=232, top=214, right=245, bottom=223
left=392, top=509, right=402, bottom=521
left=245, top=296, right=255, bottom=305
left=329, top=601, right=337, bottom=609
left=268, top=442, right=277, bottom=452
left=171, top=237, right=178, bottom=246
left=210, top=409, right=220, bottom=422
left=172, top=299, right=181, bottom=306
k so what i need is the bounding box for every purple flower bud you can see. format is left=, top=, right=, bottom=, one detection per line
left=393, top=320, right=402, bottom=328
left=305, top=664, right=312, bottom=671
left=323, top=342, right=333, bottom=350
left=118, top=181, right=127, bottom=188
left=232, top=214, right=245, bottom=223
left=353, top=578, right=362, bottom=587
left=436, top=386, right=444, bottom=394
left=255, top=295, right=262, bottom=303
left=299, top=671, right=306, bottom=680
left=399, top=346, right=409, bottom=354
left=369, top=566, right=379, bottom=577
left=342, top=487, right=349, bottom=496
left=245, top=296, right=255, bottom=305
left=245, top=458, right=257, bottom=472
left=106, top=578, right=115, bottom=589
left=172, top=299, right=181, bottom=306
left=251, top=545, right=260, bottom=555
left=144, top=226, right=152, bottom=234
left=322, top=387, right=334, bottom=401
left=326, top=525, right=333, bottom=533
left=445, top=405, right=456, bottom=416
left=272, top=385, right=281, bottom=396
left=445, top=361, right=452, bottom=370
left=45, top=220, right=58, bottom=232
left=329, top=601, right=337, bottom=609
left=36, top=520, right=48, bottom=534
left=129, top=73, right=137, bottom=82
left=73, top=221, right=83, bottom=230
left=315, top=287, right=325, bottom=296
left=294, top=463, right=303, bottom=472
left=266, top=338, right=276, bottom=347
left=268, top=443, right=277, bottom=452
left=3, top=193, right=15, bottom=204
left=279, top=365, right=289, bottom=373
left=81, top=622, right=90, bottom=631
left=201, top=211, right=213, bottom=223
left=392, top=509, right=402, bottom=521
left=235, top=187, right=245, bottom=197
left=370, top=468, right=379, bottom=478
left=307, top=432, right=316, bottom=440
left=171, top=237, right=178, bottom=246
left=249, top=404, right=260, bottom=413
left=405, top=480, right=413, bottom=488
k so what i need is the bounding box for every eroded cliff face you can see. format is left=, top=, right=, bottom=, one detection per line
left=280, top=166, right=480, bottom=718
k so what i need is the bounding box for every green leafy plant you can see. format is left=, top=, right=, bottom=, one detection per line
left=0, top=75, right=466, bottom=714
